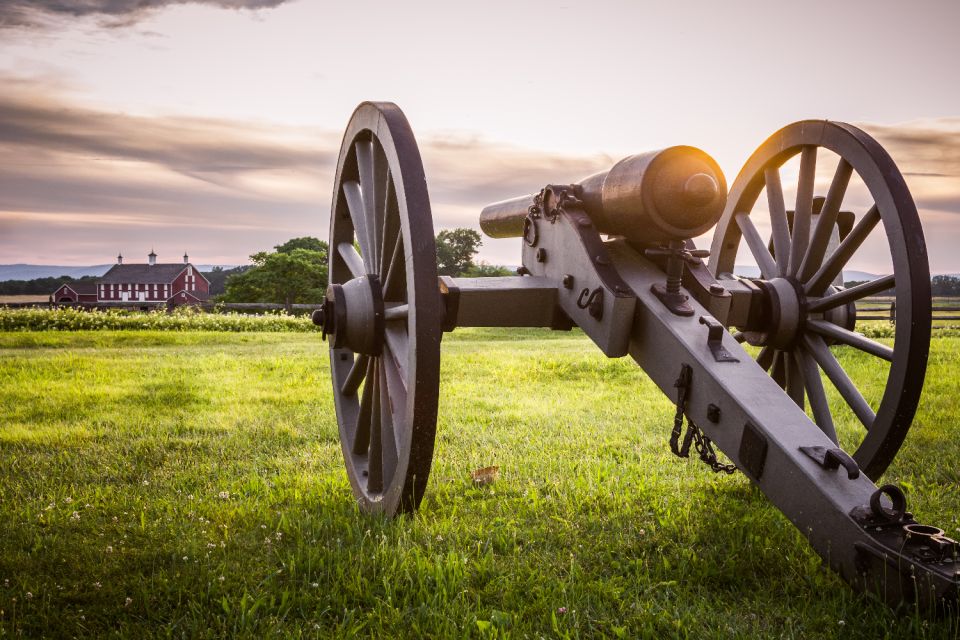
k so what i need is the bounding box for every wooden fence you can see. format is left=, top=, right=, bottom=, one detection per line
left=857, top=301, right=960, bottom=324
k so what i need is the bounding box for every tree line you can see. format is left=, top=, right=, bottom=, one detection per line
left=15, top=234, right=959, bottom=304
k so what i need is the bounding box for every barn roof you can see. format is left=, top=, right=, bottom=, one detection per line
left=59, top=281, right=98, bottom=294
left=99, top=263, right=188, bottom=284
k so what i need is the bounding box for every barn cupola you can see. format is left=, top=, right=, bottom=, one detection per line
left=148, top=249, right=157, bottom=266
left=117, top=252, right=123, bottom=265
left=183, top=252, right=189, bottom=264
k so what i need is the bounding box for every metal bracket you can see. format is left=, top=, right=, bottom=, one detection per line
left=738, top=422, right=767, bottom=480
left=698, top=315, right=739, bottom=362
left=800, top=445, right=860, bottom=479
left=651, top=282, right=694, bottom=316
left=576, top=287, right=604, bottom=320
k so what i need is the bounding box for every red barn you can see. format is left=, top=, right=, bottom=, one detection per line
left=52, top=281, right=98, bottom=303
left=53, top=251, right=210, bottom=306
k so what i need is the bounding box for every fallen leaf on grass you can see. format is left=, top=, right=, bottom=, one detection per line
left=471, top=466, right=499, bottom=486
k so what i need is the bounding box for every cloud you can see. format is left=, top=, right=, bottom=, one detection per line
left=860, top=118, right=960, bottom=215
left=0, top=77, right=611, bottom=264
left=2, top=75, right=958, bottom=269
left=0, top=0, right=291, bottom=30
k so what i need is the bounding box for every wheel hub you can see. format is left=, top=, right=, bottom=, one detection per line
left=317, top=275, right=385, bottom=355
left=742, top=278, right=857, bottom=349
left=744, top=277, right=803, bottom=349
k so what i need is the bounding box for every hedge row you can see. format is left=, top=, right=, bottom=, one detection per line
left=0, top=307, right=319, bottom=332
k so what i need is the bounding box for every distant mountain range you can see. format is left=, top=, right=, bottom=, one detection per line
left=0, top=264, right=237, bottom=281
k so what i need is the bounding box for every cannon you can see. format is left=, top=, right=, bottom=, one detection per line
left=317, top=102, right=957, bottom=609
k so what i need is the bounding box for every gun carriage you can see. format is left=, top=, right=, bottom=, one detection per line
left=317, top=102, right=957, bottom=608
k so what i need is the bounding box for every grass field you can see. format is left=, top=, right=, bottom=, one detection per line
left=1, top=329, right=959, bottom=638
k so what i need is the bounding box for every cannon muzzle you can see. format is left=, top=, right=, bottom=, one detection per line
left=479, top=146, right=726, bottom=244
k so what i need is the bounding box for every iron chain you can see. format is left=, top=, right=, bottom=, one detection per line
left=669, top=364, right=737, bottom=475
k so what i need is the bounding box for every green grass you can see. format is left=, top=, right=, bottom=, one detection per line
left=1, top=329, right=959, bottom=638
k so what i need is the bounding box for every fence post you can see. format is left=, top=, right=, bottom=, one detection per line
left=889, top=301, right=896, bottom=326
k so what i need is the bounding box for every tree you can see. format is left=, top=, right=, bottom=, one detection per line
left=932, top=275, right=960, bottom=297
left=462, top=262, right=512, bottom=277
left=202, top=265, right=252, bottom=297
left=435, top=228, right=482, bottom=277
left=221, top=241, right=328, bottom=309
left=274, top=236, right=327, bottom=254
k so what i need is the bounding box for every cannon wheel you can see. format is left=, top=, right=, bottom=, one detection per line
left=709, top=121, right=931, bottom=480
left=328, top=102, right=442, bottom=515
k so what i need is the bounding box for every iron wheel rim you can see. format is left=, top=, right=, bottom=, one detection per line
left=328, top=102, right=442, bottom=515
left=709, top=120, right=931, bottom=479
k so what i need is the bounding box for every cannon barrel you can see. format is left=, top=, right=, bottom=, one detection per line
left=479, top=146, right=727, bottom=244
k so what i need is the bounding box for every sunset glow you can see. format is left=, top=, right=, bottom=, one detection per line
left=1, top=0, right=958, bottom=271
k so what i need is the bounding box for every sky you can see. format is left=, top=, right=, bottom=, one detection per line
left=0, top=0, right=958, bottom=273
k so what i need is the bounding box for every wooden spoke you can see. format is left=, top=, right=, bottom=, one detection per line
left=382, top=232, right=406, bottom=301
left=757, top=345, right=775, bottom=371
left=785, top=351, right=805, bottom=409
left=367, top=359, right=383, bottom=493
left=807, top=320, right=894, bottom=361
left=805, top=205, right=881, bottom=296
left=787, top=145, right=817, bottom=277
left=378, top=176, right=399, bottom=277
left=806, top=274, right=895, bottom=313
left=379, top=361, right=399, bottom=484
left=352, top=358, right=376, bottom=455
left=764, top=167, right=791, bottom=276
left=771, top=350, right=786, bottom=388
left=796, top=346, right=838, bottom=443
left=337, top=242, right=366, bottom=279
left=799, top=159, right=853, bottom=282
left=803, top=334, right=876, bottom=430
left=381, top=340, right=409, bottom=398
left=343, top=180, right=374, bottom=272
left=383, top=324, right=409, bottom=385
left=340, top=354, right=369, bottom=396
left=371, top=149, right=389, bottom=273
left=735, top=212, right=777, bottom=279
left=355, top=141, right=378, bottom=268
left=384, top=303, right=409, bottom=321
